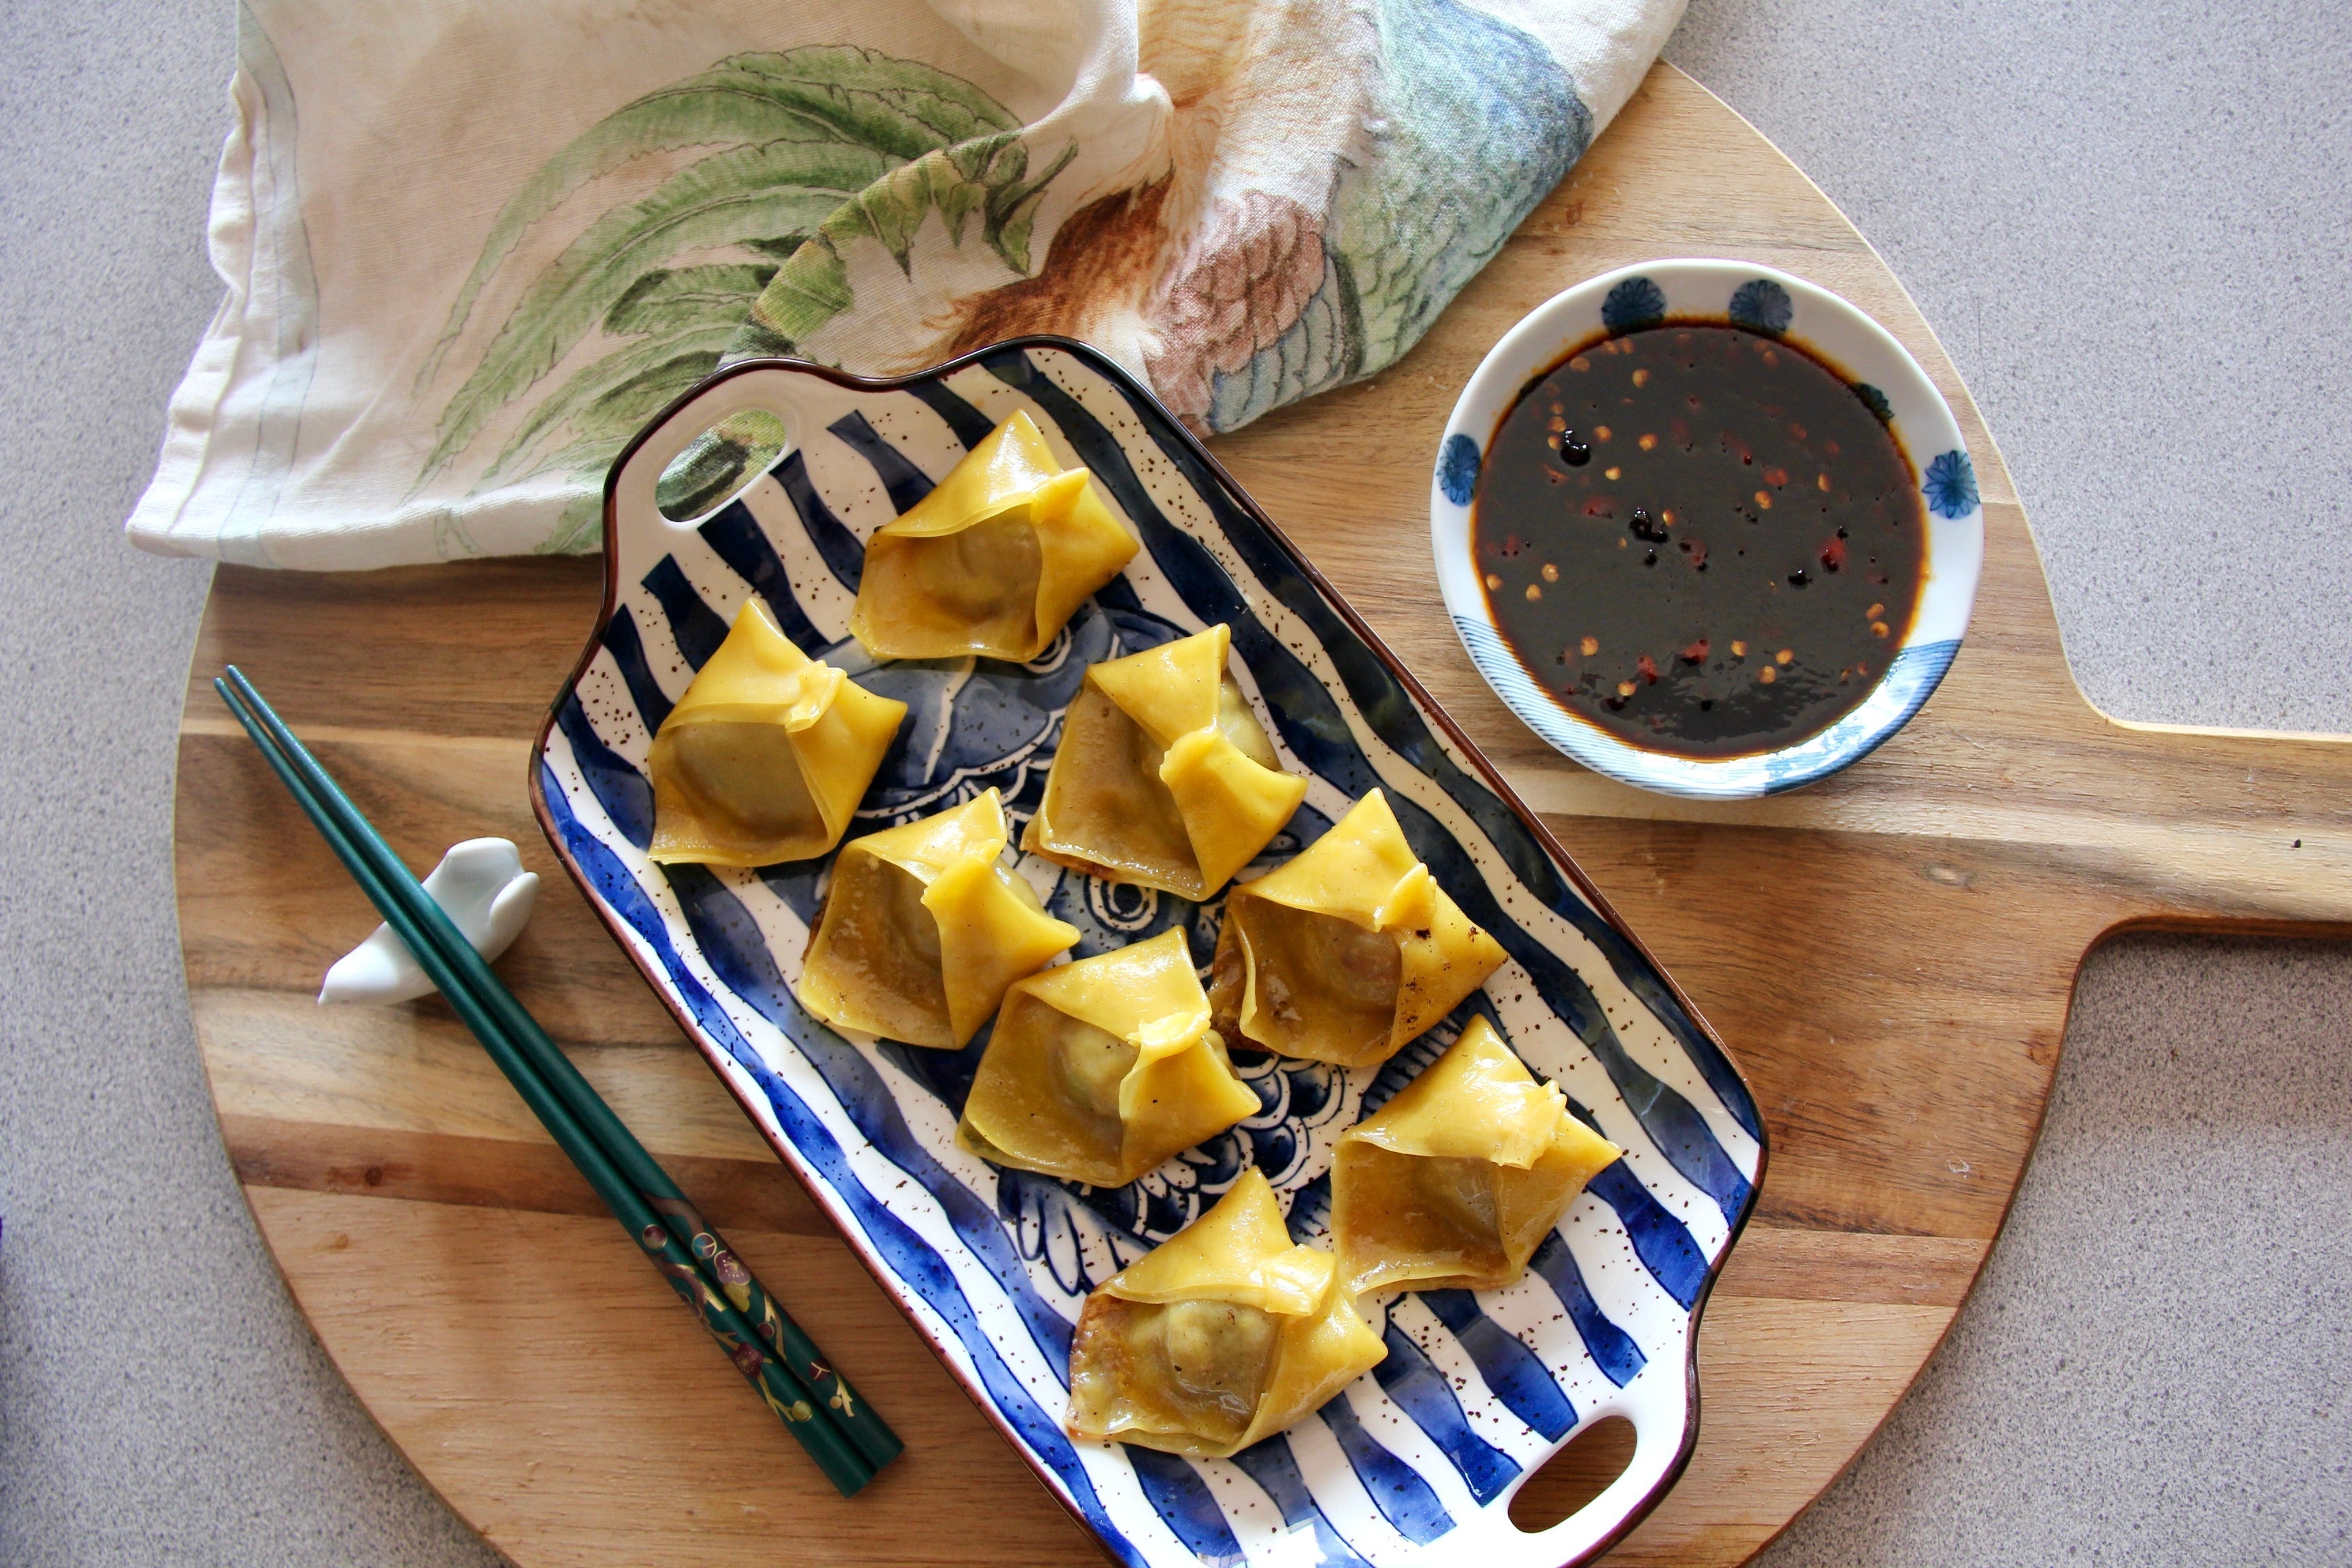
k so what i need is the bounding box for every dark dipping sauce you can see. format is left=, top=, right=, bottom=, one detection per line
left=1471, top=323, right=1927, bottom=759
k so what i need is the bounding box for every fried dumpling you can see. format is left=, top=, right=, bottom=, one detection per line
left=958, top=928, right=1259, bottom=1186
left=647, top=600, right=908, bottom=866
left=1022, top=625, right=1307, bottom=898
left=847, top=410, right=1138, bottom=662
left=1066, top=1169, right=1384, bottom=1458
left=796, top=789, right=1078, bottom=1047
left=1207, top=789, right=1507, bottom=1068
left=1331, top=1016, right=1622, bottom=1295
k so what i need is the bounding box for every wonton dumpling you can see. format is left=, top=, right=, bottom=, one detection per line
left=1331, top=1016, right=1622, bottom=1295
left=1207, top=790, right=1507, bottom=1069
left=647, top=600, right=908, bottom=866
left=848, top=410, right=1138, bottom=662
left=958, top=928, right=1259, bottom=1186
left=1022, top=625, right=1307, bottom=898
left=796, top=789, right=1078, bottom=1047
left=1066, top=1169, right=1384, bottom=1458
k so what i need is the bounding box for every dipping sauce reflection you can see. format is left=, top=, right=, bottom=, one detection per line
left=1471, top=323, right=1927, bottom=759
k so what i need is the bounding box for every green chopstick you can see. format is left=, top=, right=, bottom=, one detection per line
left=217, top=665, right=897, bottom=1474
left=214, top=672, right=875, bottom=1492
left=215, top=671, right=896, bottom=1494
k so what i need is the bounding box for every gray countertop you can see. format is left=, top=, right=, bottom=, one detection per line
left=2, top=1, right=2345, bottom=1562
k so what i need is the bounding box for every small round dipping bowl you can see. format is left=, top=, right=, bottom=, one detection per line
left=1431, top=259, right=1983, bottom=799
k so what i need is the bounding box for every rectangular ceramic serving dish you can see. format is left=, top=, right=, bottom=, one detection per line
left=529, top=338, right=1765, bottom=1568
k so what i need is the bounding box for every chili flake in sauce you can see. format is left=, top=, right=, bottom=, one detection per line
left=1471, top=323, right=1927, bottom=758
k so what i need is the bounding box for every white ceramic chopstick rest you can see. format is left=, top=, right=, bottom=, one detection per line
left=318, top=838, right=538, bottom=1004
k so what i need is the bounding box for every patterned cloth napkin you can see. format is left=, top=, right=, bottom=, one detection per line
left=128, top=0, right=1680, bottom=569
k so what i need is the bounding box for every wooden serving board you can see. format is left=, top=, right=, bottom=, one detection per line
left=174, top=63, right=2352, bottom=1567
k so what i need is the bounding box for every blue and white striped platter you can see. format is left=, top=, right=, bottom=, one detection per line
left=530, top=339, right=1766, bottom=1568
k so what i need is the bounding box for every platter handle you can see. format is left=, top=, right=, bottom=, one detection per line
left=1505, top=1368, right=1693, bottom=1565
left=606, top=361, right=845, bottom=560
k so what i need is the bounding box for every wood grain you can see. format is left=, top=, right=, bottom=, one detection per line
left=173, top=63, right=2352, bottom=1568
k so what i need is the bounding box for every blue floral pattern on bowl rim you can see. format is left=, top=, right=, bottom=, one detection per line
left=1431, top=261, right=1984, bottom=800
left=532, top=338, right=1765, bottom=1567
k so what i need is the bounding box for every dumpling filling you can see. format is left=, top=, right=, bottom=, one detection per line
left=661, top=721, right=823, bottom=848
left=796, top=790, right=1078, bottom=1049
left=1331, top=1016, right=1623, bottom=1294
left=1415, top=1153, right=1503, bottom=1240
left=1025, top=625, right=1307, bottom=899
left=1051, top=1011, right=1140, bottom=1130
left=1066, top=1170, right=1385, bottom=1458
left=1035, top=687, right=1196, bottom=887
left=807, top=852, right=949, bottom=1045
left=860, top=510, right=1044, bottom=658
left=1224, top=902, right=1401, bottom=1063
left=848, top=410, right=1135, bottom=662
left=647, top=599, right=906, bottom=866
left=1075, top=1296, right=1279, bottom=1450
left=1206, top=789, right=1505, bottom=1068
left=956, top=928, right=1258, bottom=1188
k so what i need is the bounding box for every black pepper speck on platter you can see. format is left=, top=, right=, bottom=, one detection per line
left=1472, top=323, right=1927, bottom=758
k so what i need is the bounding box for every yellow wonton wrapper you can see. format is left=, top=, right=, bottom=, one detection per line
left=796, top=789, right=1078, bottom=1048
left=848, top=410, right=1138, bottom=662
left=1331, top=1015, right=1622, bottom=1294
left=1207, top=789, right=1507, bottom=1068
left=647, top=600, right=908, bottom=866
left=1066, top=1169, right=1385, bottom=1458
left=958, top=928, right=1259, bottom=1187
left=1022, top=624, right=1307, bottom=898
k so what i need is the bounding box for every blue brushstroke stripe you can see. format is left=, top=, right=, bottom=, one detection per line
left=1034, top=350, right=1764, bottom=1148
left=555, top=695, right=651, bottom=849
left=1126, top=1450, right=1246, bottom=1568
left=639, top=555, right=730, bottom=670
left=1228, top=1438, right=1377, bottom=1568
left=1579, top=953, right=1760, bottom=1148
left=1320, top=1394, right=1454, bottom=1544
left=1527, top=1233, right=1646, bottom=1387
left=987, top=350, right=1750, bottom=1220
left=1373, top=1324, right=1520, bottom=1505
left=536, top=762, right=1141, bottom=1567
left=1572, top=1016, right=1748, bottom=1224
left=828, top=408, right=935, bottom=514
left=698, top=499, right=828, bottom=654
left=903, top=377, right=1000, bottom=449
left=1093, top=571, right=1146, bottom=616
left=774, top=447, right=866, bottom=591
left=1418, top=1293, right=1576, bottom=1441
left=1587, top=1160, right=1708, bottom=1310
left=595, top=606, right=672, bottom=737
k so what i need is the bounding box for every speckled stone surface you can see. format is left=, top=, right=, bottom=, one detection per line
left=0, top=3, right=505, bottom=1565
left=0, top=2, right=2344, bottom=1563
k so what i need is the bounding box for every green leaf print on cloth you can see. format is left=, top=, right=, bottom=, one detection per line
left=420, top=46, right=1067, bottom=513
left=733, top=131, right=1077, bottom=357
left=126, top=0, right=1686, bottom=568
